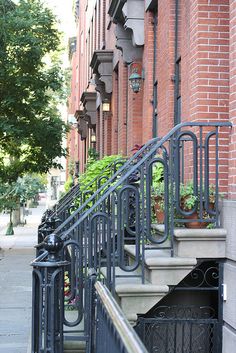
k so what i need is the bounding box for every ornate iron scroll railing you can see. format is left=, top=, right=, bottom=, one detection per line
left=32, top=121, right=231, bottom=352
left=46, top=137, right=159, bottom=236
left=37, top=158, right=126, bottom=245
left=31, top=242, right=148, bottom=353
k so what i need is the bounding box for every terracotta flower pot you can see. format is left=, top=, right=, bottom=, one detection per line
left=153, top=196, right=165, bottom=224
left=184, top=212, right=207, bottom=229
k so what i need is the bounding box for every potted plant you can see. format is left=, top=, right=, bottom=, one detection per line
left=152, top=181, right=165, bottom=223
left=206, top=184, right=215, bottom=211
left=179, top=181, right=213, bottom=228
left=151, top=161, right=165, bottom=223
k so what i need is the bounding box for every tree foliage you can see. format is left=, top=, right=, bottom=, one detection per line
left=0, top=174, right=44, bottom=213
left=0, top=0, right=68, bottom=182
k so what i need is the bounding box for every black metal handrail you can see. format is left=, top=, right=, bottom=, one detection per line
left=37, top=157, right=127, bottom=246
left=53, top=182, right=80, bottom=211
left=50, top=137, right=160, bottom=234
left=56, top=121, right=231, bottom=317
left=32, top=121, right=232, bottom=353
left=61, top=121, right=232, bottom=236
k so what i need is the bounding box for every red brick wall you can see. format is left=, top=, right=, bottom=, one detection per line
left=186, top=0, right=230, bottom=192
left=117, top=62, right=128, bottom=155
left=111, top=70, right=118, bottom=154
left=156, top=0, right=175, bottom=137
left=188, top=0, right=229, bottom=123
left=142, top=10, right=155, bottom=143
left=72, top=0, right=234, bottom=192
left=229, top=0, right=236, bottom=199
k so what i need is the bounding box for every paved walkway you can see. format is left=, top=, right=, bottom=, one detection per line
left=0, top=203, right=46, bottom=353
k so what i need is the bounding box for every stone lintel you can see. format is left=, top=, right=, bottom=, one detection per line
left=94, top=75, right=111, bottom=102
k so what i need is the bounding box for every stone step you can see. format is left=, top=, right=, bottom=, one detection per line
left=100, top=267, right=169, bottom=323
left=64, top=340, right=86, bottom=353
left=63, top=313, right=86, bottom=353
left=173, top=228, right=227, bottom=258
left=124, top=245, right=197, bottom=285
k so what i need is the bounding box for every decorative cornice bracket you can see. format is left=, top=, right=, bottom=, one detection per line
left=122, top=0, right=144, bottom=46
left=80, top=92, right=97, bottom=128
left=115, top=24, right=143, bottom=64
left=75, top=110, right=87, bottom=140
left=90, top=51, right=113, bottom=94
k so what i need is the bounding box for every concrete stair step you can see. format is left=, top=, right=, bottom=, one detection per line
left=63, top=313, right=85, bottom=353
left=64, top=340, right=86, bottom=353
left=124, top=245, right=197, bottom=285
left=100, top=267, right=169, bottom=323
left=173, top=228, right=227, bottom=258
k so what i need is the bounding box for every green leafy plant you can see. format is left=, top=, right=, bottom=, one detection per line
left=152, top=162, right=164, bottom=189
left=180, top=181, right=198, bottom=211
left=73, top=155, right=124, bottom=209
left=79, top=155, right=123, bottom=192
left=64, top=175, right=73, bottom=193
left=151, top=162, right=165, bottom=223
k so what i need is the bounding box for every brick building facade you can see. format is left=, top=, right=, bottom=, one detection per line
left=68, top=1, right=236, bottom=350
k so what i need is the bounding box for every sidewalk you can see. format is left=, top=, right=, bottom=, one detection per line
left=0, top=203, right=46, bottom=353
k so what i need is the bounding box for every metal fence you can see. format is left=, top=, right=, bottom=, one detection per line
left=135, top=301, right=221, bottom=353
left=31, top=121, right=231, bottom=352
left=135, top=317, right=220, bottom=353
left=93, top=281, right=149, bottom=353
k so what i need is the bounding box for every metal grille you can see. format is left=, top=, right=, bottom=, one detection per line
left=135, top=318, right=220, bottom=353
left=135, top=303, right=221, bottom=353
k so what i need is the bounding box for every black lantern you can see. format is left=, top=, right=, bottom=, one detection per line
left=129, top=68, right=142, bottom=93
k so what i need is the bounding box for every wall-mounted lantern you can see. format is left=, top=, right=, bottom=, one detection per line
left=129, top=68, right=144, bottom=93
left=102, top=101, right=111, bottom=112
left=91, top=133, right=96, bottom=143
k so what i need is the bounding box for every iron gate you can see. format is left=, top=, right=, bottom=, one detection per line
left=135, top=311, right=220, bottom=353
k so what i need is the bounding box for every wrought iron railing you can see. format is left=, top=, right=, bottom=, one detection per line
left=135, top=312, right=220, bottom=353
left=37, top=158, right=126, bottom=245
left=134, top=260, right=222, bottom=353
left=31, top=121, right=231, bottom=353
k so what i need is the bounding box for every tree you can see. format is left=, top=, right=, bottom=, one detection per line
left=0, top=0, right=68, bottom=182
left=0, top=174, right=44, bottom=234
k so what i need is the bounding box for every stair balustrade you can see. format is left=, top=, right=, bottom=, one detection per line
left=31, top=121, right=232, bottom=353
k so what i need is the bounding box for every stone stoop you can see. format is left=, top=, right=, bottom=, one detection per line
left=174, top=228, right=227, bottom=258
left=63, top=314, right=86, bottom=353
left=115, top=282, right=169, bottom=323
left=101, top=226, right=227, bottom=323
left=100, top=266, right=169, bottom=322
left=64, top=340, right=86, bottom=353
left=124, top=245, right=197, bottom=286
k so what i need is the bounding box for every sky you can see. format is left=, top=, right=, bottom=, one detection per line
left=44, top=0, right=76, bottom=38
